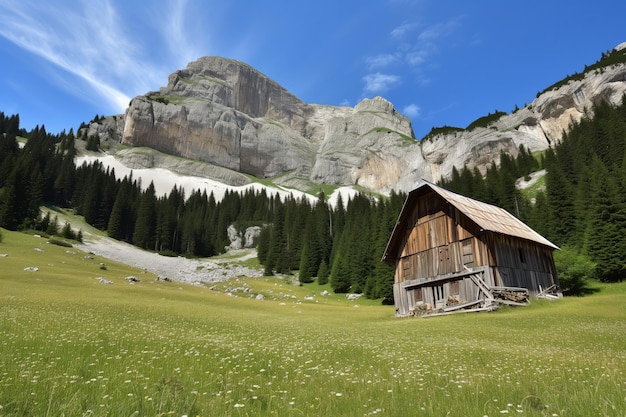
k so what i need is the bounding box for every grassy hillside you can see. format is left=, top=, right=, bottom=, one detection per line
left=1, top=228, right=625, bottom=416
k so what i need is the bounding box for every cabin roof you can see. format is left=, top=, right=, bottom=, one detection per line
left=382, top=180, right=558, bottom=262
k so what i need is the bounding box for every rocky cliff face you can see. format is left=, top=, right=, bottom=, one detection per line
left=89, top=48, right=626, bottom=194
left=422, top=57, right=626, bottom=180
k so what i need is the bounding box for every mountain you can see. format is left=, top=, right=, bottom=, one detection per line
left=84, top=44, right=626, bottom=194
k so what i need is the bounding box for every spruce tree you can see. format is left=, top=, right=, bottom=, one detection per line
left=265, top=203, right=288, bottom=274
left=132, top=182, right=157, bottom=250
left=544, top=149, right=576, bottom=245
left=257, top=226, right=270, bottom=265
left=0, top=184, right=19, bottom=230
left=330, top=251, right=351, bottom=293
left=298, top=239, right=314, bottom=283
left=108, top=178, right=130, bottom=240
left=317, top=260, right=329, bottom=285
left=584, top=158, right=626, bottom=281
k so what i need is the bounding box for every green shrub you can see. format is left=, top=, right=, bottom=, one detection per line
left=62, top=222, right=76, bottom=240
left=86, top=135, right=100, bottom=152
left=48, top=238, right=72, bottom=248
left=554, top=246, right=596, bottom=295
left=158, top=249, right=178, bottom=257
left=466, top=110, right=507, bottom=131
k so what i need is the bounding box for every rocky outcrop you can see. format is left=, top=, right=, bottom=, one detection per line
left=309, top=97, right=428, bottom=193
left=420, top=54, right=626, bottom=181
left=121, top=57, right=316, bottom=180
left=89, top=47, right=626, bottom=194
left=227, top=224, right=263, bottom=250
left=118, top=57, right=425, bottom=192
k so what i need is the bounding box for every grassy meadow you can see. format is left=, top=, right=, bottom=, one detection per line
left=0, top=228, right=625, bottom=416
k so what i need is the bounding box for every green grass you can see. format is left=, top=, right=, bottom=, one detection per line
left=519, top=173, right=547, bottom=201
left=364, top=127, right=415, bottom=144
left=1, top=228, right=625, bottom=416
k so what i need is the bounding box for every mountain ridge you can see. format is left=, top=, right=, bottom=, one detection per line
left=84, top=45, right=626, bottom=194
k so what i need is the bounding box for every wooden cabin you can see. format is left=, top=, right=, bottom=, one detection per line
left=382, top=181, right=561, bottom=317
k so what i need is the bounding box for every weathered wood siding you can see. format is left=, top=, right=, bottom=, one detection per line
left=395, top=192, right=488, bottom=285
left=488, top=234, right=559, bottom=294
left=393, top=192, right=496, bottom=315
left=391, top=191, right=559, bottom=316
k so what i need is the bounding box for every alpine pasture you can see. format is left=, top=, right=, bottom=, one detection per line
left=0, top=229, right=624, bottom=416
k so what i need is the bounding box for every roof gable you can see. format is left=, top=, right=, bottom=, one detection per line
left=382, top=180, right=558, bottom=262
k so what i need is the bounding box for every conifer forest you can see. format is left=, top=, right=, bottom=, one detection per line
left=1, top=97, right=625, bottom=304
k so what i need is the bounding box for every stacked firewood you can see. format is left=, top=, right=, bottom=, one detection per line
left=491, top=288, right=529, bottom=303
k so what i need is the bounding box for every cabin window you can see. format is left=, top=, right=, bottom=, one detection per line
left=518, top=248, right=525, bottom=264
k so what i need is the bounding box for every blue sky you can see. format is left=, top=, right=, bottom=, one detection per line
left=1, top=0, right=625, bottom=139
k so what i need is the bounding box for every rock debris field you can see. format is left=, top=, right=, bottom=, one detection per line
left=76, top=236, right=262, bottom=285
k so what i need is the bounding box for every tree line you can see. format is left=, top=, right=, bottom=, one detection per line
left=2, top=94, right=625, bottom=303
left=440, top=97, right=626, bottom=283
left=0, top=113, right=404, bottom=302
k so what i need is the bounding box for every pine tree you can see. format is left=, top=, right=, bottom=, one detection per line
left=46, top=215, right=59, bottom=236
left=317, top=259, right=329, bottom=285
left=0, top=184, right=19, bottom=230
left=62, top=222, right=74, bottom=239
left=265, top=203, right=288, bottom=274
left=257, top=226, right=271, bottom=265
left=544, top=149, right=576, bottom=245
left=298, top=239, right=314, bottom=283
left=330, top=251, right=351, bottom=293
left=132, top=182, right=157, bottom=249
left=584, top=158, right=626, bottom=281
left=108, top=177, right=131, bottom=240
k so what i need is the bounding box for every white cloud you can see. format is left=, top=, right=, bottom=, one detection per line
left=390, top=22, right=418, bottom=39
left=162, top=0, right=205, bottom=66
left=365, top=53, right=399, bottom=70
left=405, top=50, right=427, bottom=66
left=357, top=14, right=462, bottom=102
left=0, top=0, right=197, bottom=113
left=363, top=73, right=401, bottom=94
left=418, top=17, right=461, bottom=42
left=402, top=104, right=421, bottom=118
left=390, top=17, right=463, bottom=71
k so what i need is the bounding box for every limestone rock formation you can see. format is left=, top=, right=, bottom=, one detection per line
left=420, top=48, right=626, bottom=181
left=227, top=224, right=263, bottom=250
left=121, top=57, right=316, bottom=181
left=88, top=46, right=626, bottom=194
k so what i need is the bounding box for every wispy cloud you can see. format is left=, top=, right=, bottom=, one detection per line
left=162, top=0, right=204, bottom=67
left=395, top=17, right=461, bottom=69
left=402, top=103, right=421, bottom=118
left=365, top=53, right=400, bottom=70
left=363, top=73, right=401, bottom=94
left=0, top=0, right=193, bottom=113
left=361, top=13, right=462, bottom=108
left=390, top=22, right=418, bottom=39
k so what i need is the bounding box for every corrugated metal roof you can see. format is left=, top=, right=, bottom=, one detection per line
left=426, top=181, right=558, bottom=249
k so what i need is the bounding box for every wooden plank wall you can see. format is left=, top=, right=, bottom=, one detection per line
left=395, top=195, right=490, bottom=285
left=488, top=234, right=558, bottom=291
left=400, top=275, right=489, bottom=314
left=392, top=192, right=558, bottom=314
